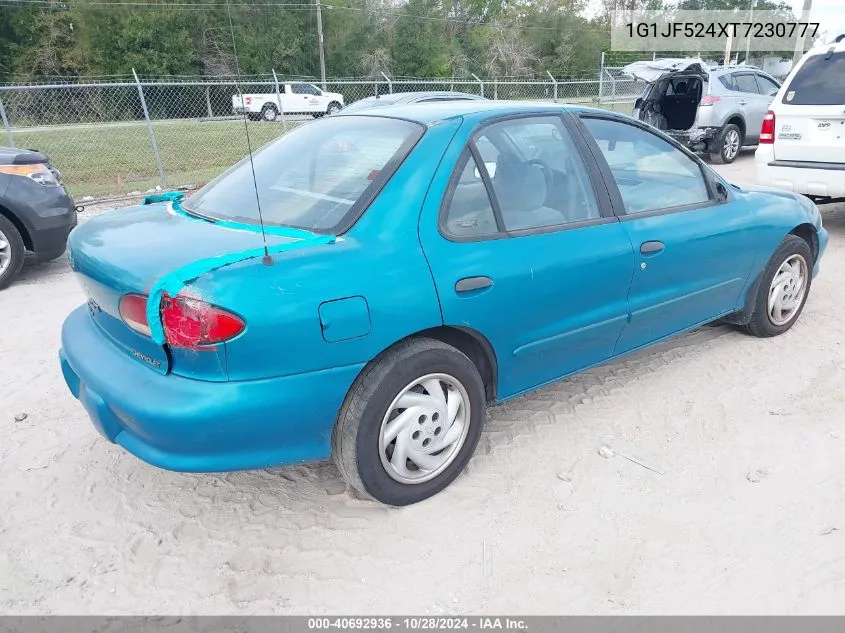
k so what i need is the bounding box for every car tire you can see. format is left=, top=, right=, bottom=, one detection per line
left=260, top=104, right=278, bottom=122
left=710, top=123, right=742, bottom=164
left=332, top=337, right=486, bottom=506
left=326, top=101, right=342, bottom=115
left=741, top=234, right=813, bottom=338
left=0, top=214, right=26, bottom=291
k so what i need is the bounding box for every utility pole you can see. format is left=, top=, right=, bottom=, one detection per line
left=792, top=0, right=813, bottom=64
left=315, top=0, right=327, bottom=89
left=744, top=0, right=755, bottom=63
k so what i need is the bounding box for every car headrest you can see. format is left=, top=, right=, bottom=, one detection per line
left=493, top=153, right=547, bottom=212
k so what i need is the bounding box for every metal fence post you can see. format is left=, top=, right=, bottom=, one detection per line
left=271, top=69, right=288, bottom=133
left=546, top=70, right=558, bottom=102
left=381, top=72, right=393, bottom=94
left=471, top=73, right=484, bottom=98
left=132, top=68, right=168, bottom=189
left=598, top=52, right=605, bottom=105
left=0, top=96, right=13, bottom=147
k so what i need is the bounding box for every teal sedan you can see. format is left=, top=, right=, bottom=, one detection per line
left=59, top=101, right=827, bottom=505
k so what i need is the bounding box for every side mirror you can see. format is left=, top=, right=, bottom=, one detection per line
left=715, top=181, right=729, bottom=202
left=634, top=97, right=643, bottom=110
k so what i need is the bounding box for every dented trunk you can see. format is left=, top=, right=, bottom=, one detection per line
left=67, top=202, right=299, bottom=381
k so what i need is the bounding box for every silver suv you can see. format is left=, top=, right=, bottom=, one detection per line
left=626, top=59, right=781, bottom=164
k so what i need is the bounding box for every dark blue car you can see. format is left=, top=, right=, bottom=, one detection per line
left=59, top=101, right=827, bottom=505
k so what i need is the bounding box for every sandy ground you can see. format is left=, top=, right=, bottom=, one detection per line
left=2, top=153, right=845, bottom=615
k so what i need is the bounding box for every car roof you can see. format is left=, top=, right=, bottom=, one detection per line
left=336, top=100, right=581, bottom=124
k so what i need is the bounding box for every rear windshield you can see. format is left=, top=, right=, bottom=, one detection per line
left=783, top=51, right=845, bottom=105
left=183, top=116, right=423, bottom=232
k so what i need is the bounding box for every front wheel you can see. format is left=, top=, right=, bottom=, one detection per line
left=0, top=214, right=25, bottom=291
left=326, top=101, right=342, bottom=115
left=741, top=234, right=813, bottom=337
left=332, top=338, right=486, bottom=506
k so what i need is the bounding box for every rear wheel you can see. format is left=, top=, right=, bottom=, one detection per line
left=332, top=337, right=486, bottom=506
left=326, top=101, right=342, bottom=115
left=710, top=123, right=742, bottom=164
left=0, top=214, right=25, bottom=290
left=741, top=235, right=813, bottom=337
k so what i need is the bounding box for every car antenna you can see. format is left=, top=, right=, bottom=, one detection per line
left=225, top=0, right=273, bottom=266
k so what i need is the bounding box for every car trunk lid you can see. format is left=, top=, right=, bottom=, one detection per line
left=67, top=202, right=296, bottom=379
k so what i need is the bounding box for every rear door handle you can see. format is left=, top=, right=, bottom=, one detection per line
left=455, top=276, right=493, bottom=293
left=640, top=241, right=665, bottom=254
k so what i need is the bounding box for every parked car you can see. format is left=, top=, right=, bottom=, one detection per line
left=232, top=82, right=345, bottom=120
left=626, top=59, right=781, bottom=164
left=342, top=91, right=487, bottom=113
left=59, top=102, right=827, bottom=506
left=755, top=34, right=845, bottom=204
left=0, top=147, right=76, bottom=290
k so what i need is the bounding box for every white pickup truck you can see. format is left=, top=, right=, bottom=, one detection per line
left=232, top=82, right=345, bottom=121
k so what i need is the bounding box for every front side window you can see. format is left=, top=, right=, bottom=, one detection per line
left=183, top=116, right=422, bottom=232
left=581, top=117, right=711, bottom=215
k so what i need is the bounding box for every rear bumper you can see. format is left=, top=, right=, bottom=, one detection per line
left=755, top=148, right=845, bottom=199
left=59, top=305, right=363, bottom=472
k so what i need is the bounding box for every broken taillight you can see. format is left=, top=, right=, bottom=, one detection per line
left=760, top=111, right=775, bottom=144
left=160, top=293, right=245, bottom=350
left=700, top=95, right=722, bottom=106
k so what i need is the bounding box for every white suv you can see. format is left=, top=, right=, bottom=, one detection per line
left=755, top=34, right=845, bottom=203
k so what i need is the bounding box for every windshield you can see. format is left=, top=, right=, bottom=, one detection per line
left=183, top=116, right=423, bottom=232
left=341, top=94, right=404, bottom=113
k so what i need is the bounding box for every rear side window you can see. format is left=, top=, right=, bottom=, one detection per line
left=443, top=152, right=499, bottom=237
left=756, top=74, right=780, bottom=96
left=783, top=51, right=845, bottom=105
left=733, top=73, right=760, bottom=94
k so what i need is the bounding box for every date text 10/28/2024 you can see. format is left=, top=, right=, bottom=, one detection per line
left=307, top=618, right=528, bottom=630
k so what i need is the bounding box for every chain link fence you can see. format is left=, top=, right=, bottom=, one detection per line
left=0, top=69, right=646, bottom=201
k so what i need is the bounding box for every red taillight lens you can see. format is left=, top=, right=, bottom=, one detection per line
left=760, top=110, right=775, bottom=144
left=700, top=95, right=721, bottom=106
left=160, top=294, right=245, bottom=350
left=119, top=293, right=151, bottom=337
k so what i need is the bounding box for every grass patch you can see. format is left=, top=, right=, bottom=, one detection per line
left=13, top=118, right=302, bottom=199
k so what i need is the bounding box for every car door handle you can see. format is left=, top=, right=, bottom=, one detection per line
left=455, top=276, right=493, bottom=293
left=640, top=241, right=665, bottom=254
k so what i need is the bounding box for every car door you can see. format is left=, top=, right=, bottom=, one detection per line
left=577, top=114, right=759, bottom=356
left=419, top=113, right=635, bottom=399
left=733, top=72, right=767, bottom=143
left=290, top=83, right=315, bottom=113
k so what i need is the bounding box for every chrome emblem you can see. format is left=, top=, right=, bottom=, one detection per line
left=131, top=350, right=162, bottom=368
